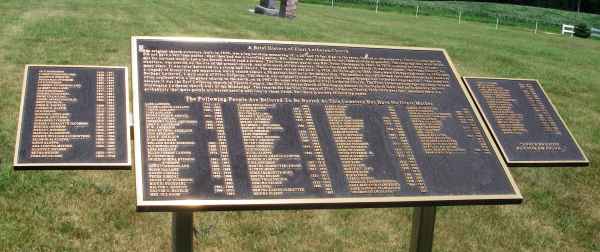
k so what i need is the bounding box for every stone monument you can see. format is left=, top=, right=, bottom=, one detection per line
left=279, top=0, right=297, bottom=18
left=254, top=0, right=279, bottom=16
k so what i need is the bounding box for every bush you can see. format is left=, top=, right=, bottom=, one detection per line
left=574, top=23, right=591, bottom=38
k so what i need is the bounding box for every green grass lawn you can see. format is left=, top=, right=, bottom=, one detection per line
left=1, top=0, right=599, bottom=251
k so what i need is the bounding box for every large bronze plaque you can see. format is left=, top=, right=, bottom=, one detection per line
left=132, top=37, right=521, bottom=211
left=463, top=77, right=589, bottom=167
left=14, top=65, right=131, bottom=169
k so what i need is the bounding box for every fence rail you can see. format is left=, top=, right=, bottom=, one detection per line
left=561, top=24, right=575, bottom=37
left=592, top=27, right=600, bottom=38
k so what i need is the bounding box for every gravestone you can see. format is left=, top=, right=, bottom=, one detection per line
left=132, top=37, right=521, bottom=211
left=261, top=0, right=277, bottom=9
left=14, top=65, right=131, bottom=169
left=463, top=77, right=589, bottom=166
left=254, top=0, right=279, bottom=16
left=280, top=0, right=297, bottom=18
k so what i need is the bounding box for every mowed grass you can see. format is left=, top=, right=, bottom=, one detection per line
left=0, top=0, right=599, bottom=251
left=303, top=0, right=600, bottom=30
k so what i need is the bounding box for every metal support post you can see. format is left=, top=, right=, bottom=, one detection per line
left=458, top=10, right=462, bottom=24
left=172, top=212, right=194, bottom=252
left=496, top=17, right=499, bottom=30
left=128, top=112, right=134, bottom=140
left=416, top=5, right=419, bottom=17
left=534, top=21, right=538, bottom=34
left=375, top=0, right=379, bottom=13
left=410, top=206, right=436, bottom=252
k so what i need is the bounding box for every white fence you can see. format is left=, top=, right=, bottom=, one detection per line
left=561, top=24, right=575, bottom=37
left=592, top=27, right=600, bottom=38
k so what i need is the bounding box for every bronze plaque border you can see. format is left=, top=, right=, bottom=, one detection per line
left=13, top=64, right=132, bottom=170
left=132, top=36, right=522, bottom=211
left=463, top=76, right=589, bottom=167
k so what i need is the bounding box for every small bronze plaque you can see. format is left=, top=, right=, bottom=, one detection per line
left=463, top=77, right=589, bottom=167
left=133, top=37, right=521, bottom=211
left=14, top=65, right=131, bottom=169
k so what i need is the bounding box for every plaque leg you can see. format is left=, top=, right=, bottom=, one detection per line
left=128, top=112, right=134, bottom=139
left=410, top=206, right=436, bottom=252
left=172, top=212, right=194, bottom=252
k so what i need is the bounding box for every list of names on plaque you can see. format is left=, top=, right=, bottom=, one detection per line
left=14, top=65, right=130, bottom=169
left=144, top=103, right=194, bottom=196
left=30, top=70, right=86, bottom=159
left=464, top=77, right=588, bottom=166
left=96, top=70, right=118, bottom=159
left=476, top=82, right=527, bottom=135
left=134, top=38, right=520, bottom=210
left=519, top=82, right=560, bottom=134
